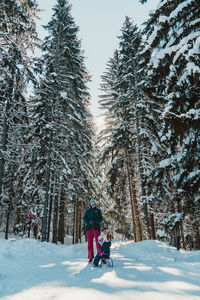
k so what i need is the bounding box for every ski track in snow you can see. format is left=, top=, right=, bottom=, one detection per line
left=0, top=238, right=200, bottom=300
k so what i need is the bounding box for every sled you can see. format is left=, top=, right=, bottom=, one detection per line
left=99, top=257, right=113, bottom=268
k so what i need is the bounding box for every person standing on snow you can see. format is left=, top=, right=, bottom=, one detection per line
left=83, top=199, right=103, bottom=263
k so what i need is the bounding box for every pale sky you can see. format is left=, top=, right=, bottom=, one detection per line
left=36, top=0, right=159, bottom=121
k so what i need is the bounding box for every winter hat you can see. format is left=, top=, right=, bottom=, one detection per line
left=98, top=234, right=104, bottom=245
left=90, top=199, right=96, bottom=205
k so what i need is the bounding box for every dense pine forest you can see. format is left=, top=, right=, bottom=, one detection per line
left=0, top=0, right=199, bottom=251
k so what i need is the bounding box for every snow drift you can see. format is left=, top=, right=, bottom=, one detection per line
left=0, top=238, right=200, bottom=300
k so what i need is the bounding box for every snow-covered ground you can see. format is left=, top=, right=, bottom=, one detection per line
left=0, top=238, right=200, bottom=300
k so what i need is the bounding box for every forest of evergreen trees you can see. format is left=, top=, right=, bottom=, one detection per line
left=0, top=0, right=199, bottom=250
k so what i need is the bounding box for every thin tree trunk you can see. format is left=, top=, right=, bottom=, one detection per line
left=75, top=202, right=81, bottom=243
left=72, top=203, right=76, bottom=244
left=131, top=178, right=143, bottom=242
left=135, top=110, right=150, bottom=239
left=5, top=203, right=11, bottom=239
left=41, top=138, right=52, bottom=242
left=176, top=225, right=181, bottom=250
left=149, top=213, right=156, bottom=239
left=34, top=223, right=38, bottom=239
left=125, top=142, right=143, bottom=242
left=52, top=179, right=59, bottom=244
left=79, top=202, right=82, bottom=243
left=180, top=223, right=186, bottom=249
left=189, top=235, right=194, bottom=250
left=195, top=226, right=200, bottom=250
left=0, top=116, right=9, bottom=203
left=75, top=202, right=79, bottom=244
left=47, top=193, right=53, bottom=242
left=58, top=188, right=65, bottom=244
left=47, top=174, right=54, bottom=242
left=28, top=219, right=31, bottom=238
left=125, top=150, right=137, bottom=240
left=83, top=205, right=87, bottom=242
left=0, top=209, right=4, bottom=228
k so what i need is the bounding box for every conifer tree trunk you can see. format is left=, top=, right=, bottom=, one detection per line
left=0, top=210, right=3, bottom=228
left=149, top=213, right=156, bottom=239
left=34, top=223, right=38, bottom=239
left=79, top=202, right=82, bottom=243
left=180, top=223, right=186, bottom=249
left=135, top=109, right=150, bottom=238
left=52, top=194, right=59, bottom=244
left=58, top=188, right=65, bottom=244
left=52, top=178, right=59, bottom=244
left=47, top=193, right=53, bottom=242
left=0, top=113, right=9, bottom=204
left=125, top=149, right=142, bottom=242
left=47, top=174, right=54, bottom=242
left=28, top=219, right=31, bottom=238
left=72, top=203, right=76, bottom=244
left=41, top=160, right=51, bottom=241
left=5, top=203, right=11, bottom=240
left=75, top=202, right=79, bottom=244
left=131, top=178, right=143, bottom=242
left=125, top=157, right=136, bottom=240
left=75, top=201, right=82, bottom=243
left=41, top=135, right=52, bottom=242
left=195, top=226, right=200, bottom=250
left=148, top=199, right=156, bottom=239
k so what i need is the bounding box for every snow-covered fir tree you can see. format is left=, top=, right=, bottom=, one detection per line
left=0, top=0, right=40, bottom=238
left=141, top=0, right=200, bottom=248
left=99, top=18, right=160, bottom=241
left=24, top=0, right=96, bottom=243
left=98, top=50, right=134, bottom=240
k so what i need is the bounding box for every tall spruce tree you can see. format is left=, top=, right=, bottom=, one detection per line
left=99, top=18, right=151, bottom=241
left=141, top=0, right=200, bottom=248
left=98, top=50, right=134, bottom=239
left=0, top=0, right=40, bottom=238
left=24, top=0, right=95, bottom=242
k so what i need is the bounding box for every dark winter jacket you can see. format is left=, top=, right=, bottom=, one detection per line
left=83, top=207, right=102, bottom=231
left=100, top=240, right=111, bottom=255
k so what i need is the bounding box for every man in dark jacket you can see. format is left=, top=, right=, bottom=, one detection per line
left=83, top=199, right=103, bottom=263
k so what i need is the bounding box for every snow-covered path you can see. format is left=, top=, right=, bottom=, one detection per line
left=0, top=238, right=200, bottom=300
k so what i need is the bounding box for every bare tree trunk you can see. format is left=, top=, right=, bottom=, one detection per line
left=0, top=122, right=8, bottom=204
left=149, top=213, right=156, bottom=239
left=47, top=174, right=54, bottom=242
left=41, top=144, right=52, bottom=242
left=47, top=194, right=53, bottom=242
left=28, top=219, right=31, bottom=238
left=34, top=223, right=38, bottom=239
left=188, top=235, right=194, bottom=250
left=125, top=151, right=137, bottom=240
left=52, top=179, right=59, bottom=244
left=82, top=205, right=87, bottom=242
left=0, top=209, right=4, bottom=228
left=135, top=111, right=150, bottom=239
left=195, top=226, right=200, bottom=250
left=58, top=187, right=65, bottom=244
left=75, top=202, right=79, bottom=244
left=175, top=225, right=181, bottom=250
left=79, top=202, right=82, bottom=243
left=131, top=179, right=142, bottom=242
left=72, top=203, right=76, bottom=244
left=180, top=223, right=186, bottom=249
left=5, top=203, right=11, bottom=240
left=75, top=202, right=82, bottom=243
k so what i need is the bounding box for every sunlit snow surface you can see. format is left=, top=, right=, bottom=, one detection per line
left=0, top=238, right=200, bottom=300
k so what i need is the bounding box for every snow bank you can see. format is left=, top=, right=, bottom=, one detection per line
left=0, top=238, right=200, bottom=300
